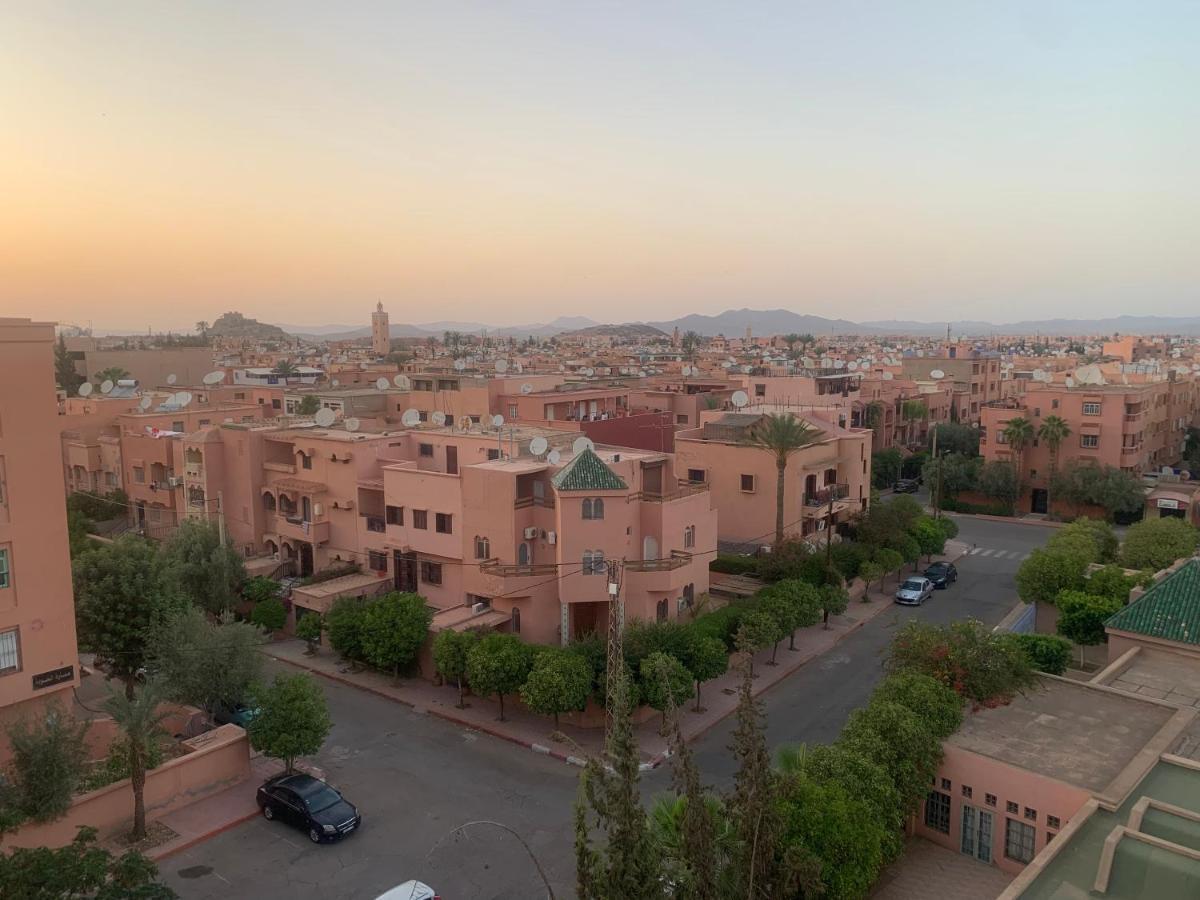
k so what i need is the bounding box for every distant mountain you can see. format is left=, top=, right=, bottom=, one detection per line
left=280, top=314, right=600, bottom=342
left=647, top=308, right=881, bottom=337
left=561, top=323, right=668, bottom=338
left=210, top=311, right=291, bottom=341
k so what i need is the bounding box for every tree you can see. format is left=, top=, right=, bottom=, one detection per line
left=195, top=320, right=210, bottom=338
left=886, top=619, right=1035, bottom=704
left=1000, top=416, right=1035, bottom=481
left=0, top=826, right=176, bottom=899
left=681, top=632, right=728, bottom=713
left=929, top=422, right=980, bottom=457
left=817, top=583, right=849, bottom=629
left=520, top=647, right=592, bottom=729
left=103, top=682, right=170, bottom=841
left=923, top=452, right=980, bottom=500
left=432, top=629, right=478, bottom=708
left=762, top=579, right=822, bottom=650
left=326, top=596, right=367, bottom=662
left=1121, top=517, right=1200, bottom=571
left=1004, top=633, right=1072, bottom=675
left=248, top=673, right=332, bottom=775
left=1058, top=517, right=1119, bottom=563
left=912, top=516, right=947, bottom=560
left=871, top=448, right=902, bottom=489
left=272, top=359, right=299, bottom=376
left=1015, top=546, right=1091, bottom=604
left=359, top=592, right=432, bottom=679
left=680, top=330, right=702, bottom=362
left=147, top=607, right=263, bottom=725
left=296, top=394, right=320, bottom=416
left=742, top=413, right=825, bottom=545
left=1051, top=463, right=1145, bottom=521
left=871, top=673, right=963, bottom=739
left=1037, top=415, right=1072, bottom=512
left=638, top=652, right=695, bottom=732
left=977, top=460, right=1021, bottom=513
left=55, top=334, right=84, bottom=394
left=1088, top=564, right=1136, bottom=602
left=735, top=610, right=780, bottom=678
left=874, top=548, right=904, bottom=584
left=67, top=507, right=95, bottom=559
left=4, top=702, right=90, bottom=824
left=93, top=366, right=131, bottom=385
left=296, top=612, right=323, bottom=655
left=839, top=698, right=943, bottom=813
left=73, top=535, right=177, bottom=697
left=160, top=520, right=246, bottom=614
left=1056, top=590, right=1122, bottom=667
left=857, top=560, right=883, bottom=598
left=250, top=596, right=287, bottom=632
left=466, top=633, right=534, bottom=722
left=242, top=575, right=281, bottom=606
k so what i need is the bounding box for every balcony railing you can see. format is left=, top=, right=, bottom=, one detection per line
left=625, top=550, right=692, bottom=572
left=629, top=480, right=710, bottom=503
left=363, top=515, right=386, bottom=533
left=514, top=495, right=555, bottom=510
left=479, top=558, right=559, bottom=577
left=263, top=461, right=297, bottom=474
left=804, top=483, right=850, bottom=507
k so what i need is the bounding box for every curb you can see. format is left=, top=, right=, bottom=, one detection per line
left=942, top=511, right=1066, bottom=528
left=149, top=806, right=260, bottom=862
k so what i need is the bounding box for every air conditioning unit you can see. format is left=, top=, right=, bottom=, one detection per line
left=472, top=601, right=490, bottom=614
left=167, top=476, right=183, bottom=488
left=523, top=526, right=538, bottom=539
left=547, top=530, right=557, bottom=545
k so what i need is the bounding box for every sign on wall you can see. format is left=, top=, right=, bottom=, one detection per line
left=32, top=665, right=74, bottom=690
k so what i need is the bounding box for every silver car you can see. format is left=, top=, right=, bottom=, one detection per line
left=895, top=576, right=935, bottom=606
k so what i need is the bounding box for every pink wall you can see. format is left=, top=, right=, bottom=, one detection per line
left=582, top=412, right=676, bottom=453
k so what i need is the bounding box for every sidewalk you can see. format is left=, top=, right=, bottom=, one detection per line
left=265, top=540, right=967, bottom=769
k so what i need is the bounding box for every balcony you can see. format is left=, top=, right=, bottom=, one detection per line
left=263, top=461, right=297, bottom=474
left=625, top=550, right=692, bottom=572
left=514, top=495, right=555, bottom=510
left=804, top=483, right=849, bottom=507
left=479, top=559, right=559, bottom=578
left=269, top=513, right=330, bottom=545
left=624, top=551, right=694, bottom=591
left=630, top=480, right=710, bottom=503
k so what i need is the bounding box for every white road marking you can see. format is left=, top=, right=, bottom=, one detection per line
left=1020, top=553, right=1031, bottom=560
left=969, top=548, right=982, bottom=555
left=980, top=549, right=995, bottom=557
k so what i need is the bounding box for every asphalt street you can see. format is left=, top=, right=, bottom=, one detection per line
left=165, top=513, right=1053, bottom=900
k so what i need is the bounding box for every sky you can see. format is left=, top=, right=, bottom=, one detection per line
left=2, top=1, right=1198, bottom=332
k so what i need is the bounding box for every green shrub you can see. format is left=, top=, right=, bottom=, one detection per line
left=709, top=554, right=759, bottom=576
left=690, top=604, right=748, bottom=651
left=829, top=541, right=869, bottom=581
left=887, top=619, right=1036, bottom=704
left=326, top=596, right=367, bottom=661
left=871, top=673, right=964, bottom=739
left=937, top=497, right=1014, bottom=517
left=1003, top=633, right=1072, bottom=675
left=250, top=596, right=287, bottom=632
left=1120, top=517, right=1200, bottom=571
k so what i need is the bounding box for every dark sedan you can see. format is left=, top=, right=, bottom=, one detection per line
left=257, top=773, right=361, bottom=844
left=924, top=561, right=958, bottom=589
left=893, top=478, right=921, bottom=493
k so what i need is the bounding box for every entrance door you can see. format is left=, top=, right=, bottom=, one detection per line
left=446, top=445, right=458, bottom=475
left=960, top=805, right=993, bottom=863
left=1031, top=489, right=1048, bottom=514
left=302, top=495, right=312, bottom=522
left=299, top=543, right=314, bottom=578
left=393, top=551, right=417, bottom=592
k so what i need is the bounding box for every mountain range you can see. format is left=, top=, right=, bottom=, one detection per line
left=278, top=315, right=600, bottom=341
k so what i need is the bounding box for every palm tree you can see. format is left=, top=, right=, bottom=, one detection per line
left=680, top=330, right=702, bottom=363
left=742, top=413, right=825, bottom=545
left=195, top=320, right=210, bottom=338
left=94, top=366, right=131, bottom=385
left=1001, top=416, right=1036, bottom=485
left=103, top=682, right=169, bottom=841
left=272, top=359, right=298, bottom=376
left=1038, top=415, right=1072, bottom=514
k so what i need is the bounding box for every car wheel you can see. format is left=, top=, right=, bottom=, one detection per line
left=262, top=805, right=274, bottom=821
left=309, top=828, right=323, bottom=844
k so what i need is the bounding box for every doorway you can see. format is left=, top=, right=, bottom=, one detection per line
left=393, top=550, right=417, bottom=592
left=299, top=543, right=314, bottom=578
left=446, top=445, right=458, bottom=475
left=960, top=805, right=993, bottom=863
left=1031, top=489, right=1048, bottom=514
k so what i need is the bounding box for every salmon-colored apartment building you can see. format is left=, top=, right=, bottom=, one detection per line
left=0, top=319, right=81, bottom=733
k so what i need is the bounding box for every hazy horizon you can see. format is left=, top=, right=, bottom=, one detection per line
left=3, top=2, right=1197, bottom=332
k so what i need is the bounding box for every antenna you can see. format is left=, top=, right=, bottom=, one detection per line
left=401, top=409, right=421, bottom=427
left=202, top=371, right=226, bottom=385
left=731, top=390, right=749, bottom=409
left=78, top=382, right=94, bottom=397
left=547, top=448, right=561, bottom=465
left=529, top=436, right=548, bottom=456
left=375, top=377, right=390, bottom=391
left=314, top=408, right=336, bottom=427
left=345, top=417, right=360, bottom=432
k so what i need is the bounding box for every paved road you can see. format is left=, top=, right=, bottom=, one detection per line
left=166, top=515, right=1051, bottom=900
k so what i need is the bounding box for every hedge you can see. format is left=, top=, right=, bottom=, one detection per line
left=709, top=554, right=760, bottom=576
left=938, top=498, right=1014, bottom=517
left=1003, top=633, right=1071, bottom=676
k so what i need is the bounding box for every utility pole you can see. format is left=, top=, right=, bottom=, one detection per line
left=931, top=426, right=942, bottom=519
left=604, top=559, right=625, bottom=752
left=825, top=485, right=835, bottom=570
left=216, top=490, right=226, bottom=544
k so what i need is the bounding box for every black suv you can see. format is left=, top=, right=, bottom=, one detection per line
left=923, top=561, right=958, bottom=589
left=257, top=773, right=361, bottom=844
left=893, top=478, right=921, bottom=493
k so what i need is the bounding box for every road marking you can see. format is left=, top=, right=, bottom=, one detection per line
left=980, top=549, right=995, bottom=557
left=1020, top=553, right=1031, bottom=561
left=969, top=548, right=982, bottom=555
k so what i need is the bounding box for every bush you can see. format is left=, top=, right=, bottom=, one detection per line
left=5, top=703, right=90, bottom=823
left=359, top=592, right=432, bottom=677
left=840, top=699, right=943, bottom=813
left=623, top=620, right=691, bottom=680
left=296, top=612, right=323, bottom=653
left=520, top=648, right=592, bottom=729
left=871, top=673, right=964, bottom=739
left=1087, top=564, right=1136, bottom=602
left=242, top=576, right=281, bottom=606
left=887, top=619, right=1036, bottom=704
left=1004, top=633, right=1072, bottom=675
left=937, top=497, right=1013, bottom=517
left=690, top=604, right=748, bottom=651
left=250, top=596, right=287, bottom=632
left=1056, top=590, right=1123, bottom=661
left=566, top=633, right=607, bottom=700
left=326, top=596, right=367, bottom=661
left=1015, top=547, right=1090, bottom=605
left=1058, top=518, right=1119, bottom=563
left=638, top=652, right=695, bottom=729
left=934, top=517, right=959, bottom=541
left=1120, top=517, right=1200, bottom=571
left=755, top=538, right=819, bottom=583
left=828, top=541, right=869, bottom=581
left=467, top=633, right=535, bottom=721
left=872, top=448, right=902, bottom=489
left=709, top=554, right=759, bottom=576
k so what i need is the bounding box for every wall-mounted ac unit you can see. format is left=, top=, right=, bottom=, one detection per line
left=522, top=526, right=538, bottom=539
left=472, top=601, right=490, bottom=614
left=547, top=531, right=557, bottom=545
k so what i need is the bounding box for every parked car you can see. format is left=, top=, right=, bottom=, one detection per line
left=214, top=702, right=260, bottom=727
left=923, top=561, right=958, bottom=589
left=895, top=576, right=935, bottom=606
left=375, top=883, right=439, bottom=900
left=257, top=773, right=361, bottom=844
left=893, top=478, right=921, bottom=493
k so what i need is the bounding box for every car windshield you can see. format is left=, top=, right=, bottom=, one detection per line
left=927, top=564, right=947, bottom=573
left=901, top=580, right=924, bottom=591
left=303, top=785, right=343, bottom=812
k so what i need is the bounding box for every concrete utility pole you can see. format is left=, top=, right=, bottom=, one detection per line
left=825, top=485, right=835, bottom=569
left=604, top=558, right=625, bottom=751
left=931, top=426, right=943, bottom=519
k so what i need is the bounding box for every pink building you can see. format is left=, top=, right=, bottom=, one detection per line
left=0, top=319, right=81, bottom=739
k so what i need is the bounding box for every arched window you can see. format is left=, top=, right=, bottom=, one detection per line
left=518, top=542, right=530, bottom=566
left=592, top=498, right=604, bottom=519
left=583, top=550, right=606, bottom=575
left=582, top=498, right=593, bottom=519
left=263, top=492, right=276, bottom=512
left=474, top=536, right=490, bottom=560
left=510, top=607, right=521, bottom=634
left=656, top=598, right=668, bottom=622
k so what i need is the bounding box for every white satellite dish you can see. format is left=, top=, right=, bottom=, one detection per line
left=681, top=365, right=692, bottom=376
left=1032, top=369, right=1047, bottom=382
left=495, top=359, right=509, bottom=373
left=138, top=395, right=152, bottom=410
left=175, top=391, right=193, bottom=407
left=100, top=379, right=114, bottom=394
left=431, top=411, right=446, bottom=426
left=882, top=371, right=894, bottom=381
left=1065, top=376, right=1077, bottom=388
left=166, top=373, right=177, bottom=385
left=638, top=370, right=647, bottom=377
left=721, top=361, right=732, bottom=369
left=345, top=417, right=360, bottom=432
left=529, top=436, right=548, bottom=456
left=930, top=369, right=945, bottom=380
left=331, top=378, right=340, bottom=387
left=847, top=361, right=859, bottom=371
left=454, top=359, right=466, bottom=371
left=202, top=371, right=225, bottom=385
left=314, top=408, right=336, bottom=427
left=731, top=390, right=749, bottom=408
left=401, top=409, right=421, bottom=427
left=359, top=362, right=368, bottom=370
left=834, top=360, right=845, bottom=369
left=375, top=377, right=390, bottom=391
left=521, top=383, right=533, bottom=394
left=547, top=449, right=561, bottom=465
left=572, top=436, right=595, bottom=454
left=491, top=414, right=505, bottom=428
left=820, top=358, right=832, bottom=367
left=916, top=349, right=925, bottom=358
left=801, top=356, right=814, bottom=368
left=78, top=382, right=94, bottom=397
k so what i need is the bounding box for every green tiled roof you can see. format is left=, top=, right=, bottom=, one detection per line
left=551, top=448, right=627, bottom=492
left=1105, top=558, right=1200, bottom=645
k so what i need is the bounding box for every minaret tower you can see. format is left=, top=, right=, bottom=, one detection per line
left=371, top=302, right=390, bottom=356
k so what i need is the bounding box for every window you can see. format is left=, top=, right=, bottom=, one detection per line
left=1005, top=818, right=1036, bottom=864
left=1047, top=815, right=1060, bottom=830
left=740, top=474, right=756, bottom=492
left=682, top=583, right=695, bottom=609
left=583, top=550, right=606, bottom=575
left=582, top=498, right=605, bottom=520
left=962, top=785, right=973, bottom=799
left=687, top=468, right=706, bottom=484
left=924, top=791, right=951, bottom=834
left=1024, top=807, right=1037, bottom=822
left=435, top=513, right=453, bottom=534
left=510, top=608, right=521, bottom=634
left=985, top=794, right=997, bottom=808
left=1081, top=434, right=1099, bottom=449
left=474, top=536, right=490, bottom=560
left=301, top=452, right=312, bottom=470
left=368, top=550, right=387, bottom=572
left=419, top=443, right=434, bottom=457
left=0, top=549, right=8, bottom=589
left=754, top=383, right=766, bottom=397
left=1007, top=801, right=1019, bottom=814
left=656, top=598, right=668, bottom=622
left=386, top=505, right=404, bottom=526
left=487, top=448, right=501, bottom=461
left=133, top=466, right=145, bottom=484
left=676, top=414, right=688, bottom=425
left=172, top=421, right=185, bottom=432
left=199, top=419, right=211, bottom=427
left=1051, top=399, right=1059, bottom=409
left=1082, top=402, right=1101, bottom=416
left=412, top=510, right=428, bottom=530
left=420, top=561, right=443, bottom=585
left=684, top=525, right=696, bottom=549
left=272, top=398, right=282, bottom=410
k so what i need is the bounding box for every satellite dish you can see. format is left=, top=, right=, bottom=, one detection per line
left=175, top=391, right=193, bottom=407
left=572, top=436, right=595, bottom=454
left=514, top=362, right=523, bottom=373
left=375, top=377, right=390, bottom=391
left=345, top=417, right=360, bottom=432
left=491, top=414, right=505, bottom=428
left=495, top=359, right=509, bottom=373
left=359, top=362, right=368, bottom=370
left=202, top=371, right=225, bottom=385
left=401, top=409, right=421, bottom=427
left=314, top=408, right=336, bottom=427
left=731, top=390, right=749, bottom=408
left=721, top=361, right=732, bottom=369
left=681, top=365, right=692, bottom=377
left=801, top=356, right=814, bottom=368
left=166, top=374, right=177, bottom=385
left=916, top=349, right=925, bottom=358
left=454, top=359, right=466, bottom=371
left=331, top=378, right=340, bottom=387
left=834, top=360, right=845, bottom=369
left=820, top=358, right=832, bottom=367
left=882, top=371, right=894, bottom=381
left=521, top=383, right=533, bottom=394
left=1032, top=369, right=1047, bottom=382
left=638, top=370, right=647, bottom=377
left=847, top=361, right=858, bottom=371
left=529, top=436, right=548, bottom=456
left=431, top=411, right=446, bottom=426
left=100, top=379, right=114, bottom=394
left=547, top=449, right=561, bottom=465
left=138, top=396, right=152, bottom=410
left=78, top=382, right=94, bottom=397
left=930, top=369, right=945, bottom=380
left=393, top=374, right=410, bottom=390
